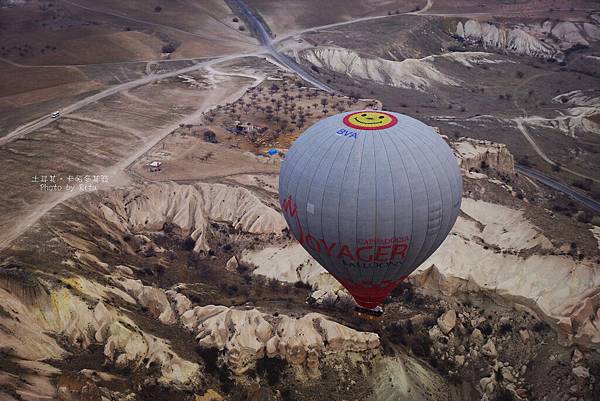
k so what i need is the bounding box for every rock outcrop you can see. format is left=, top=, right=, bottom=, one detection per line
left=548, top=90, right=600, bottom=136
left=0, top=273, right=200, bottom=390
left=96, top=181, right=286, bottom=252
left=294, top=47, right=508, bottom=91
left=452, top=137, right=515, bottom=175
left=412, top=198, right=600, bottom=348
left=178, top=298, right=380, bottom=375
left=455, top=20, right=557, bottom=59
left=112, top=279, right=380, bottom=376
left=454, top=19, right=599, bottom=60
left=242, top=243, right=340, bottom=290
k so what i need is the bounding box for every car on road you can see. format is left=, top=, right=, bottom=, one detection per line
left=51, top=111, right=60, bottom=118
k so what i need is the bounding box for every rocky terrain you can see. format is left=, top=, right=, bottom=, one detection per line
left=3, top=132, right=599, bottom=400
left=454, top=19, right=600, bottom=61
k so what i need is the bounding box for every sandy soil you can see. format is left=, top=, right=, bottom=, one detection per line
left=425, top=0, right=598, bottom=18
left=0, top=67, right=259, bottom=252
left=245, top=0, right=424, bottom=36
left=0, top=0, right=261, bottom=135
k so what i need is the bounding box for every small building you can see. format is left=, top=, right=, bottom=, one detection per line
left=234, top=120, right=257, bottom=134
left=148, top=161, right=162, bottom=172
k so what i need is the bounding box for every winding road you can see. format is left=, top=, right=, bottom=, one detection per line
left=516, top=165, right=600, bottom=213
left=229, top=0, right=335, bottom=93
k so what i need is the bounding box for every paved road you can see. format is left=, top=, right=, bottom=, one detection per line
left=517, top=165, right=600, bottom=213
left=230, top=0, right=335, bottom=93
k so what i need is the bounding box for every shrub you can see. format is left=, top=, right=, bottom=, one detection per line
left=517, top=156, right=532, bottom=167
left=161, top=43, right=177, bottom=53
left=267, top=278, right=280, bottom=290
left=576, top=211, right=591, bottom=224
left=481, top=322, right=494, bottom=336
left=196, top=347, right=219, bottom=373
left=499, top=322, right=513, bottom=335
left=495, top=388, right=515, bottom=401
left=573, top=179, right=592, bottom=191
left=293, top=281, right=311, bottom=290
left=321, top=293, right=337, bottom=310
left=532, top=321, right=547, bottom=332
left=154, top=6, right=162, bottom=12
left=281, top=389, right=295, bottom=401
left=256, top=357, right=287, bottom=385
left=410, top=333, right=432, bottom=357
left=337, top=294, right=355, bottom=312
left=181, top=236, right=196, bottom=251
left=203, top=130, right=218, bottom=143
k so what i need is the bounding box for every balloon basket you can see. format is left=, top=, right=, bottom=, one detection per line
left=353, top=305, right=383, bottom=320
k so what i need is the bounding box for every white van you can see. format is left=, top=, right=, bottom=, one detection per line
left=51, top=111, right=60, bottom=118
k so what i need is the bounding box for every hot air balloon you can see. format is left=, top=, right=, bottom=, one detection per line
left=278, top=110, right=462, bottom=315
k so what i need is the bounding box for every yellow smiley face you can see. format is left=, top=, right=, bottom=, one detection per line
left=343, top=111, right=398, bottom=130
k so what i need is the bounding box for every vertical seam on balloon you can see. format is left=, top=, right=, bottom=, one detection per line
left=281, top=124, right=325, bottom=202
left=292, top=128, right=340, bottom=225
left=386, top=126, right=415, bottom=282
left=287, top=121, right=334, bottom=201
left=336, top=131, right=358, bottom=283
left=402, top=125, right=447, bottom=267
left=389, top=121, right=430, bottom=280
left=287, top=121, right=337, bottom=249
left=317, top=134, right=350, bottom=279
left=408, top=127, right=459, bottom=266
left=378, top=132, right=396, bottom=289
left=352, top=135, right=367, bottom=286
left=400, top=122, right=433, bottom=276
left=367, top=131, right=378, bottom=290
left=304, top=130, right=347, bottom=278
left=424, top=145, right=459, bottom=264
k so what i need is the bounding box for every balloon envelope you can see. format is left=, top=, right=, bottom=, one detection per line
left=279, top=110, right=462, bottom=309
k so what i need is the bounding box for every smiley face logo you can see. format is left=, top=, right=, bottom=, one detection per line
left=343, top=111, right=398, bottom=130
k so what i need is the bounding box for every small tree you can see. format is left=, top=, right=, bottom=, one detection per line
left=161, top=43, right=177, bottom=53
left=203, top=130, right=217, bottom=143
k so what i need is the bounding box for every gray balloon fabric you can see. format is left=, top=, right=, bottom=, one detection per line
left=279, top=110, right=462, bottom=308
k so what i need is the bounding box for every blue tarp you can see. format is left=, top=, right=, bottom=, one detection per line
left=267, top=148, right=278, bottom=156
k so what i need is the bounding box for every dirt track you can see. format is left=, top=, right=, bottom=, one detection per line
left=0, top=63, right=264, bottom=251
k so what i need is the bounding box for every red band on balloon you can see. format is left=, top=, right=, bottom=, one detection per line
left=337, top=276, right=407, bottom=309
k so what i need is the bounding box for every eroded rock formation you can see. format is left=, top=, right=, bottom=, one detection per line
left=454, top=19, right=599, bottom=61
left=95, top=181, right=286, bottom=252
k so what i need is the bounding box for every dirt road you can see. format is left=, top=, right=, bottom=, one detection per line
left=0, top=67, right=264, bottom=251
left=0, top=52, right=260, bottom=146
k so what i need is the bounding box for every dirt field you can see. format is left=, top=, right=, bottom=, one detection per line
left=0, top=0, right=261, bottom=134
left=0, top=0, right=257, bottom=65
left=245, top=0, right=424, bottom=36
left=132, top=71, right=378, bottom=182
left=0, top=68, right=256, bottom=251
left=426, top=0, right=598, bottom=18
